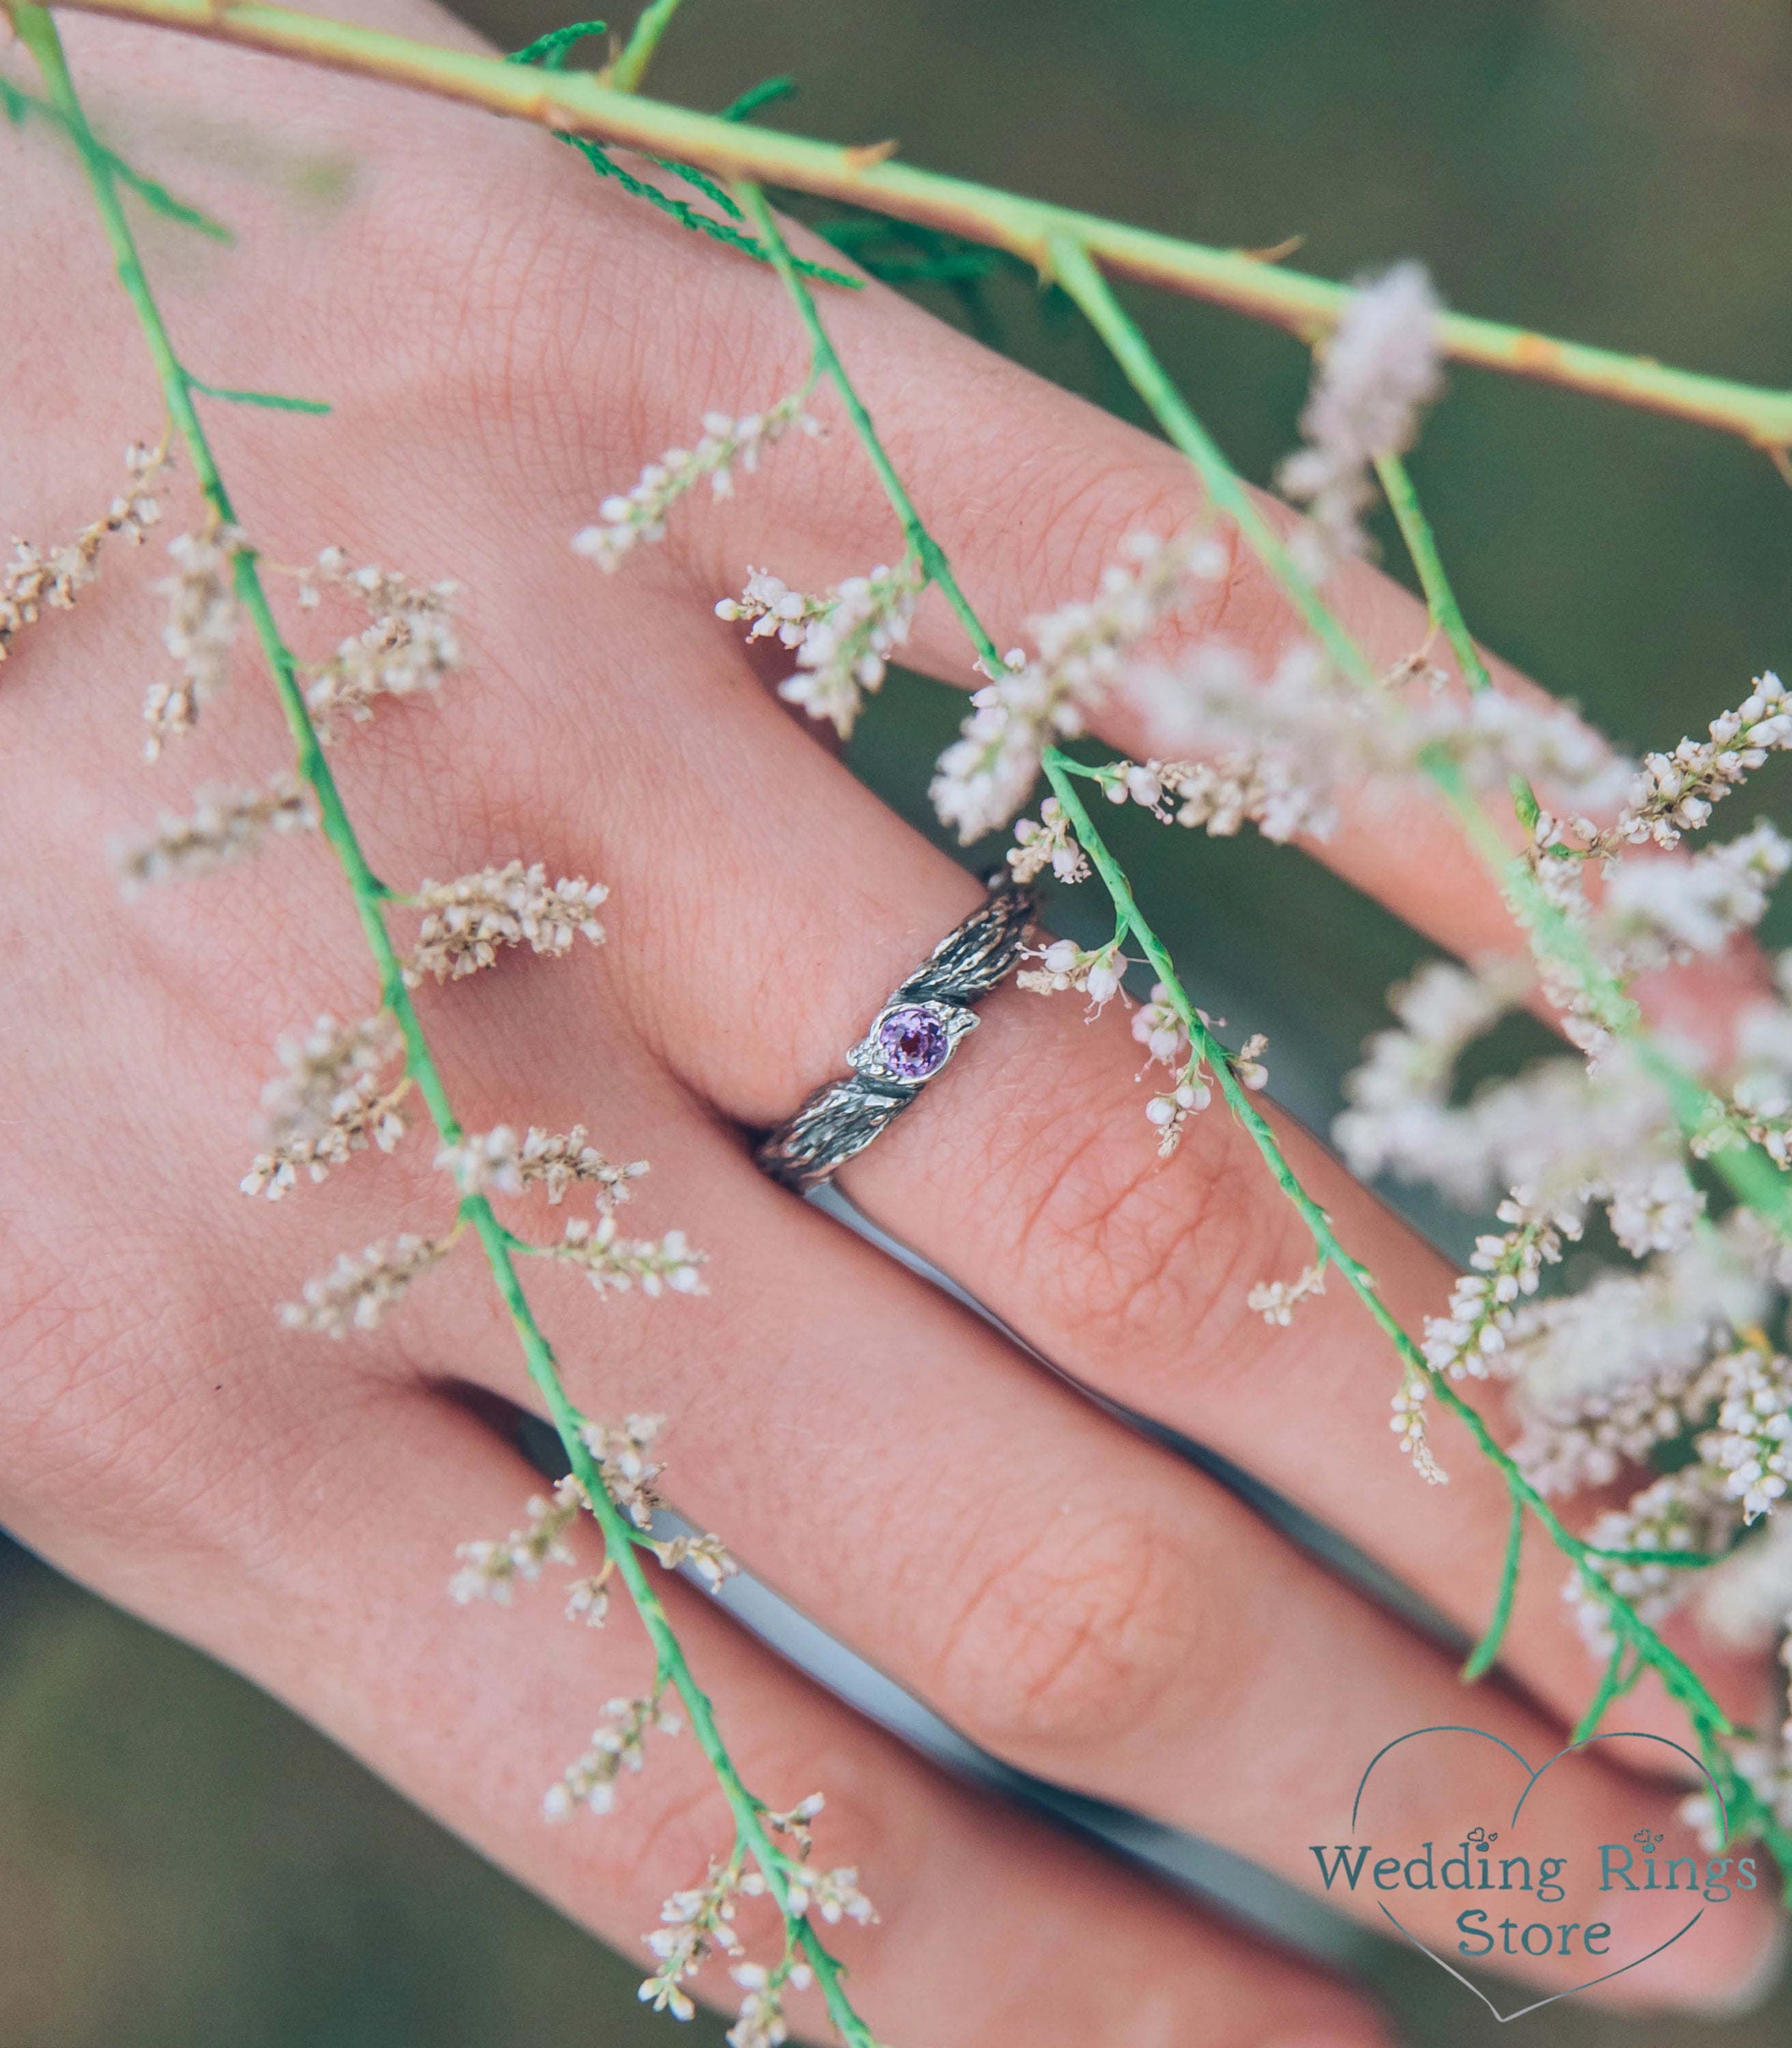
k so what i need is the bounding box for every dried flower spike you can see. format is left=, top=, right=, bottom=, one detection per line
left=403, top=861, right=608, bottom=984
left=558, top=1215, right=707, bottom=1298
left=143, top=523, right=242, bottom=756
left=450, top=1475, right=584, bottom=1605
left=933, top=530, right=1225, bottom=842
left=436, top=1123, right=646, bottom=1206
left=1, top=438, right=165, bottom=664
left=1249, top=1263, right=1327, bottom=1326
left=114, top=771, right=316, bottom=892
left=545, top=1694, right=681, bottom=1821
left=278, top=1232, right=455, bottom=1337
left=574, top=393, right=817, bottom=571
left=301, top=547, right=461, bottom=734
left=241, top=1011, right=408, bottom=1198
left=1278, top=261, right=1444, bottom=573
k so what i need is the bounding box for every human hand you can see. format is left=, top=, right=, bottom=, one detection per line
left=1, top=9, right=1784, bottom=2043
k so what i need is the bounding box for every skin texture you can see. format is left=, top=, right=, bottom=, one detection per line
left=1, top=8, right=1787, bottom=2043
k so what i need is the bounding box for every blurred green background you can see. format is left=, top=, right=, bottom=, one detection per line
left=8, top=1, right=1792, bottom=2042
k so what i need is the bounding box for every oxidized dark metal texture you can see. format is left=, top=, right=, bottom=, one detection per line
left=754, top=876, right=1038, bottom=1193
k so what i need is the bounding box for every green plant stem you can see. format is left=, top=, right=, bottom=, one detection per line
left=19, top=11, right=879, bottom=2030
left=1571, top=1642, right=1640, bottom=1746
left=1038, top=752, right=1792, bottom=1880
left=737, top=180, right=1005, bottom=671
left=1462, top=1483, right=1524, bottom=1682
left=733, top=143, right=1790, bottom=1870
left=1374, top=451, right=1492, bottom=692
left=1047, top=232, right=1376, bottom=687
left=38, top=0, right=1792, bottom=452
left=1047, top=229, right=1792, bottom=1242
left=602, top=0, right=686, bottom=91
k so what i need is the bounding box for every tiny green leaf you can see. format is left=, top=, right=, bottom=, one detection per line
left=186, top=377, right=330, bottom=414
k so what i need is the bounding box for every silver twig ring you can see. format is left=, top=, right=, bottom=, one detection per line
left=755, top=876, right=1038, bottom=1193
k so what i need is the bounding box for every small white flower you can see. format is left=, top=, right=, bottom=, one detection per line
left=575, top=392, right=816, bottom=569
left=1277, top=261, right=1444, bottom=573
left=2, top=438, right=165, bottom=664
left=143, top=524, right=242, bottom=756
left=114, top=771, right=315, bottom=893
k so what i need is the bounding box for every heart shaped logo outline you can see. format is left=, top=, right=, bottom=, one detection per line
left=1349, top=1724, right=1729, bottom=2021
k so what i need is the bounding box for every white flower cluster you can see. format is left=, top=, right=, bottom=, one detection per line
left=558, top=1214, right=707, bottom=1296
left=574, top=392, right=817, bottom=571
left=1006, top=796, right=1089, bottom=884
left=933, top=530, right=1226, bottom=842
left=773, top=557, right=924, bottom=739
left=403, top=861, right=608, bottom=983
left=1390, top=1369, right=1447, bottom=1485
left=579, top=1413, right=667, bottom=1531
left=1337, top=962, right=1705, bottom=1255
left=240, top=1011, right=408, bottom=1198
left=1126, top=638, right=1630, bottom=856
left=715, top=566, right=835, bottom=647
left=1419, top=1197, right=1576, bottom=1386
left=640, top=1857, right=751, bottom=2021
left=718, top=556, right=925, bottom=739
left=1248, top=1263, right=1328, bottom=1326
left=1684, top=1701, right=1792, bottom=1852
left=1599, top=819, right=1791, bottom=971
left=1570, top=1466, right=1735, bottom=1653
left=113, top=771, right=315, bottom=892
left=1277, top=261, right=1444, bottom=574
left=639, top=1821, right=872, bottom=2030
left=726, top=1959, right=812, bottom=2048
left=1505, top=1221, right=1769, bottom=1496
left=646, top=1528, right=738, bottom=1593
left=1702, top=955, right=1792, bottom=1165
left=436, top=1123, right=647, bottom=1206
left=450, top=1477, right=582, bottom=1606
left=545, top=1694, right=681, bottom=1821
left=299, top=547, right=461, bottom=735
left=143, top=524, right=243, bottom=756
left=1696, top=1345, right=1792, bottom=1524
left=278, top=1231, right=455, bottom=1337
left=1609, top=672, right=1792, bottom=850
left=1016, top=935, right=1128, bottom=1010
left=2, top=440, right=164, bottom=664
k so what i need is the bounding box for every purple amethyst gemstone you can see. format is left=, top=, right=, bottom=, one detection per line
left=877, top=1005, right=951, bottom=1081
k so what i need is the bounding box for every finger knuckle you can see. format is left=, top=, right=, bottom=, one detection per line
left=995, top=1079, right=1271, bottom=1364
left=931, top=1493, right=1204, bottom=1757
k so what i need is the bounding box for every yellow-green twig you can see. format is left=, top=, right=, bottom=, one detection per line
left=33, top=0, right=1792, bottom=452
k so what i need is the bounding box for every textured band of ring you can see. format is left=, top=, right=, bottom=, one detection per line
left=754, top=877, right=1038, bottom=1193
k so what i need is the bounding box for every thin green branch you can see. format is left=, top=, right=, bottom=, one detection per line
left=0, top=68, right=232, bottom=238
left=1571, top=1641, right=1640, bottom=1746
left=42, top=0, right=1792, bottom=450
left=187, top=375, right=330, bottom=412
left=18, top=12, right=881, bottom=2032
left=1047, top=232, right=1375, bottom=687
left=503, top=35, right=853, bottom=285
left=1462, top=1483, right=1525, bottom=1683
left=717, top=74, right=797, bottom=125
left=1047, top=228, right=1792, bottom=1242
left=1374, top=451, right=1492, bottom=692
left=737, top=180, right=1004, bottom=671
left=507, top=20, right=608, bottom=70
left=1038, top=753, right=1792, bottom=1877
left=603, top=0, right=688, bottom=94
